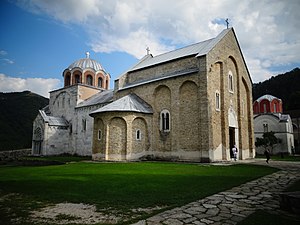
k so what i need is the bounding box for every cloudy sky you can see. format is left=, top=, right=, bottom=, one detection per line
left=0, top=0, right=299, bottom=97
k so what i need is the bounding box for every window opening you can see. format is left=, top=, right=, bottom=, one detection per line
left=98, top=77, right=103, bottom=88
left=160, top=110, right=170, bottom=132
left=228, top=71, right=233, bottom=92
left=136, top=129, right=141, bottom=140
left=98, top=129, right=102, bottom=140
left=87, top=75, right=93, bottom=86
left=215, top=91, right=220, bottom=111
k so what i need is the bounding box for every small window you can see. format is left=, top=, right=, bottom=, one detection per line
left=228, top=71, right=233, bottom=92
left=98, top=129, right=102, bottom=140
left=263, top=123, right=268, bottom=133
left=82, top=119, right=87, bottom=131
left=263, top=104, right=267, bottom=113
left=87, top=75, right=93, bottom=86
left=160, top=110, right=170, bottom=132
left=98, top=77, right=103, bottom=88
left=215, top=91, right=220, bottom=111
left=75, top=75, right=81, bottom=84
left=136, top=129, right=141, bottom=140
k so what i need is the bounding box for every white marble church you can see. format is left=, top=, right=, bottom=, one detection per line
left=32, top=52, right=113, bottom=156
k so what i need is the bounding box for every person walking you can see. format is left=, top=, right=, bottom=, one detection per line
left=264, top=149, right=270, bottom=163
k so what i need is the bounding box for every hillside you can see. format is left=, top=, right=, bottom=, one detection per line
left=252, top=67, right=300, bottom=111
left=0, top=91, right=49, bottom=151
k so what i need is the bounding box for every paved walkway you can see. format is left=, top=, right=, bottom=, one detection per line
left=133, top=160, right=300, bottom=225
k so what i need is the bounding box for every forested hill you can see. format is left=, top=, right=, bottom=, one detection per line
left=252, top=67, right=300, bottom=111
left=0, top=91, right=49, bottom=151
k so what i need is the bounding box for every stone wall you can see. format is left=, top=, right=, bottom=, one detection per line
left=0, top=149, right=32, bottom=161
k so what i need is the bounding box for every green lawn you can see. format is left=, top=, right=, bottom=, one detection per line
left=0, top=162, right=278, bottom=225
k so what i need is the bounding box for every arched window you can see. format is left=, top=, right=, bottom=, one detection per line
left=75, top=74, right=81, bottom=84
left=87, top=75, right=93, bottom=86
left=228, top=71, right=234, bottom=92
left=98, top=77, right=103, bottom=88
left=160, top=110, right=170, bottom=132
left=98, top=129, right=102, bottom=140
left=82, top=119, right=86, bottom=132
left=65, top=74, right=71, bottom=86
left=34, top=127, right=42, bottom=140
left=136, top=129, right=141, bottom=140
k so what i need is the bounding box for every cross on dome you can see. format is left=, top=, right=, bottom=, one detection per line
left=85, top=51, right=90, bottom=58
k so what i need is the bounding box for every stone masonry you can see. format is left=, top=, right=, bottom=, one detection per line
left=132, top=160, right=300, bottom=225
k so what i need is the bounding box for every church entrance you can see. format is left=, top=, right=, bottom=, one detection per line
left=33, top=141, right=42, bottom=155
left=229, top=127, right=235, bottom=159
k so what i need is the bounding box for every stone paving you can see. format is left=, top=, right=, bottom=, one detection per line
left=132, top=160, right=300, bottom=225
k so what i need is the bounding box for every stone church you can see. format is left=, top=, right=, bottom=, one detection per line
left=33, top=28, right=255, bottom=162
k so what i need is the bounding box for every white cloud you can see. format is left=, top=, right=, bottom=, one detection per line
left=0, top=50, right=7, bottom=56
left=0, top=74, right=61, bottom=98
left=15, top=0, right=300, bottom=82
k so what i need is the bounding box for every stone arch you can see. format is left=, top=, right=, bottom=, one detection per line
left=242, top=77, right=253, bottom=157
left=96, top=72, right=105, bottom=88
left=132, top=117, right=149, bottom=154
left=64, top=72, right=71, bottom=87
left=93, top=118, right=104, bottom=155
left=153, top=85, right=171, bottom=151
left=178, top=81, right=199, bottom=151
left=227, top=56, right=239, bottom=93
left=72, top=70, right=82, bottom=84
left=108, top=117, right=127, bottom=160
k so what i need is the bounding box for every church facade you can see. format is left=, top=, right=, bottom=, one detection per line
left=90, top=28, right=255, bottom=162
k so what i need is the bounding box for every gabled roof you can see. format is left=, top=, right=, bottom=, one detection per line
left=76, top=90, right=113, bottom=108
left=90, top=93, right=153, bottom=116
left=39, top=110, right=69, bottom=127
left=128, top=28, right=231, bottom=72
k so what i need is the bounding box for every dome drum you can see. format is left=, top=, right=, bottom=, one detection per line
left=63, top=52, right=110, bottom=89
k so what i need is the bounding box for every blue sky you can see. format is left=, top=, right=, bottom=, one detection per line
left=1, top=0, right=299, bottom=97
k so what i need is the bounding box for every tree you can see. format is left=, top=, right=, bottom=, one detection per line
left=255, top=131, right=281, bottom=154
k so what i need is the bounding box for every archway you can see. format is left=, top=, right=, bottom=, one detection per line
left=228, top=107, right=239, bottom=159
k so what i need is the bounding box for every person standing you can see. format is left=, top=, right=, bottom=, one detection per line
left=232, top=145, right=238, bottom=161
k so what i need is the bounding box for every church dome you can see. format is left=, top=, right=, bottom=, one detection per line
left=67, top=52, right=105, bottom=72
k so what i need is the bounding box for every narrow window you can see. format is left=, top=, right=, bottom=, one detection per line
left=75, top=75, right=81, bottom=84
left=263, top=123, right=268, bottom=133
left=87, top=75, right=93, bottom=86
left=263, top=104, right=267, bottom=113
left=228, top=71, right=233, bottom=92
left=82, top=119, right=86, bottom=131
left=136, top=129, right=141, bottom=140
left=160, top=110, right=171, bottom=132
left=274, top=104, right=277, bottom=113
left=98, top=77, right=103, bottom=88
left=215, top=91, right=220, bottom=111
left=98, top=129, right=102, bottom=140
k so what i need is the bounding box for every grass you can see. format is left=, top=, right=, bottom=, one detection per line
left=0, top=162, right=278, bottom=225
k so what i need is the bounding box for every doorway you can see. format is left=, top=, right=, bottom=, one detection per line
left=229, top=127, right=235, bottom=159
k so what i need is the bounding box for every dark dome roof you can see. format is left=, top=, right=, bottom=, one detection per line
left=67, top=52, right=105, bottom=72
